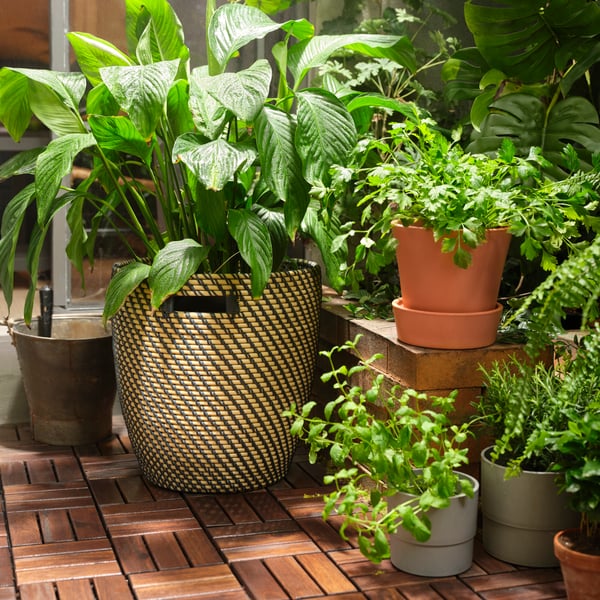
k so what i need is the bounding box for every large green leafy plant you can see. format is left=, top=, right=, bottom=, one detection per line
left=285, top=335, right=474, bottom=563
left=442, top=0, right=600, bottom=171
left=0, top=0, right=415, bottom=323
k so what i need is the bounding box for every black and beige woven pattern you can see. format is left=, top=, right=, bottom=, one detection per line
left=111, top=260, right=321, bottom=493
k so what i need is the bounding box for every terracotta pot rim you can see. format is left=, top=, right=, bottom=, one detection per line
left=393, top=298, right=503, bottom=318
left=391, top=221, right=511, bottom=234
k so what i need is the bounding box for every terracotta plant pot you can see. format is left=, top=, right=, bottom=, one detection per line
left=391, top=224, right=511, bottom=349
left=554, top=529, right=600, bottom=600
left=393, top=224, right=511, bottom=313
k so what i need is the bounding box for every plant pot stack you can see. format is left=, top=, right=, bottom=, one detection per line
left=392, top=225, right=511, bottom=349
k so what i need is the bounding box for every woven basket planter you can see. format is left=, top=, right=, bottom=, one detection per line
left=111, top=260, right=321, bottom=493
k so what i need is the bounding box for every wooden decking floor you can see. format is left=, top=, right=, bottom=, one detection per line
left=0, top=416, right=566, bottom=600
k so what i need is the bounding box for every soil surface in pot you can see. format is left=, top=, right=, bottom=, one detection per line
left=559, top=530, right=600, bottom=556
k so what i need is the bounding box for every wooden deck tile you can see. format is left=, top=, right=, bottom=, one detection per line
left=0, top=421, right=568, bottom=600
left=128, top=564, right=245, bottom=599
left=4, top=481, right=93, bottom=512
left=215, top=527, right=320, bottom=562
left=78, top=453, right=141, bottom=480
left=13, top=539, right=121, bottom=585
left=233, top=559, right=289, bottom=599
left=101, top=498, right=199, bottom=537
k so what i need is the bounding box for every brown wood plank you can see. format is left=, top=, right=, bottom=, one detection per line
left=15, top=546, right=121, bottom=585
left=216, top=495, right=260, bottom=525
left=233, top=560, right=288, bottom=600
left=244, top=490, right=290, bottom=522
left=55, top=578, right=96, bottom=599
left=481, top=582, right=566, bottom=600
left=0, top=587, right=17, bottom=600
left=18, top=582, right=56, bottom=600
left=129, top=565, right=244, bottom=600
left=4, top=482, right=93, bottom=511
left=432, top=579, right=485, bottom=599
left=144, top=532, right=189, bottom=570
left=116, top=476, right=156, bottom=503
left=467, top=569, right=564, bottom=593
left=112, top=535, right=156, bottom=574
left=69, top=507, right=106, bottom=540
left=219, top=533, right=320, bottom=562
left=93, top=575, right=135, bottom=600
left=7, top=512, right=42, bottom=546
left=0, top=463, right=28, bottom=486
left=89, top=479, right=125, bottom=505
left=101, top=500, right=198, bottom=537
left=298, top=516, right=352, bottom=552
left=0, top=549, right=14, bottom=587
left=297, top=552, right=357, bottom=595
left=186, top=496, right=233, bottom=527
left=78, top=454, right=140, bottom=480
left=264, top=555, right=323, bottom=598
left=174, top=529, right=222, bottom=566
left=26, top=460, right=58, bottom=484
left=38, top=510, right=73, bottom=543
left=52, top=456, right=84, bottom=482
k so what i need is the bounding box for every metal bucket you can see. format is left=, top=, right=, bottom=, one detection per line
left=11, top=314, right=116, bottom=445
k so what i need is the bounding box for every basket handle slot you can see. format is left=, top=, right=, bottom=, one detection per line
left=161, top=294, right=239, bottom=315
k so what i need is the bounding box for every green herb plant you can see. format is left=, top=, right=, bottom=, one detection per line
left=284, top=335, right=474, bottom=563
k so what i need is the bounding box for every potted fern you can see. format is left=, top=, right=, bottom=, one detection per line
left=285, top=336, right=479, bottom=576
left=475, top=345, right=596, bottom=567
left=0, top=0, right=415, bottom=492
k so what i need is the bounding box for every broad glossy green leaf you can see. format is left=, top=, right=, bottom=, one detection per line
left=465, top=0, right=600, bottom=83
left=228, top=208, right=272, bottom=297
left=100, top=60, right=179, bottom=139
left=469, top=94, right=600, bottom=168
left=203, top=60, right=272, bottom=122
left=207, top=4, right=281, bottom=73
left=125, top=0, right=188, bottom=65
left=0, top=148, right=43, bottom=180
left=166, top=79, right=194, bottom=139
left=173, top=134, right=257, bottom=191
left=35, top=133, right=97, bottom=225
left=301, top=203, right=343, bottom=292
left=148, top=239, right=210, bottom=308
left=28, top=80, right=87, bottom=136
left=0, top=183, right=35, bottom=312
left=23, top=222, right=51, bottom=324
left=254, top=105, right=310, bottom=237
left=288, top=35, right=416, bottom=90
left=67, top=32, right=132, bottom=86
left=103, top=261, right=151, bottom=321
left=2, top=69, right=87, bottom=137
left=244, top=0, right=292, bottom=15
left=189, top=67, right=229, bottom=139
left=252, top=205, right=287, bottom=270
left=296, top=89, right=356, bottom=186
left=441, top=48, right=488, bottom=104
left=0, top=69, right=32, bottom=141
left=88, top=115, right=153, bottom=164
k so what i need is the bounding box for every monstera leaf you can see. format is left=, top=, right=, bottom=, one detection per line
left=468, top=94, right=600, bottom=170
